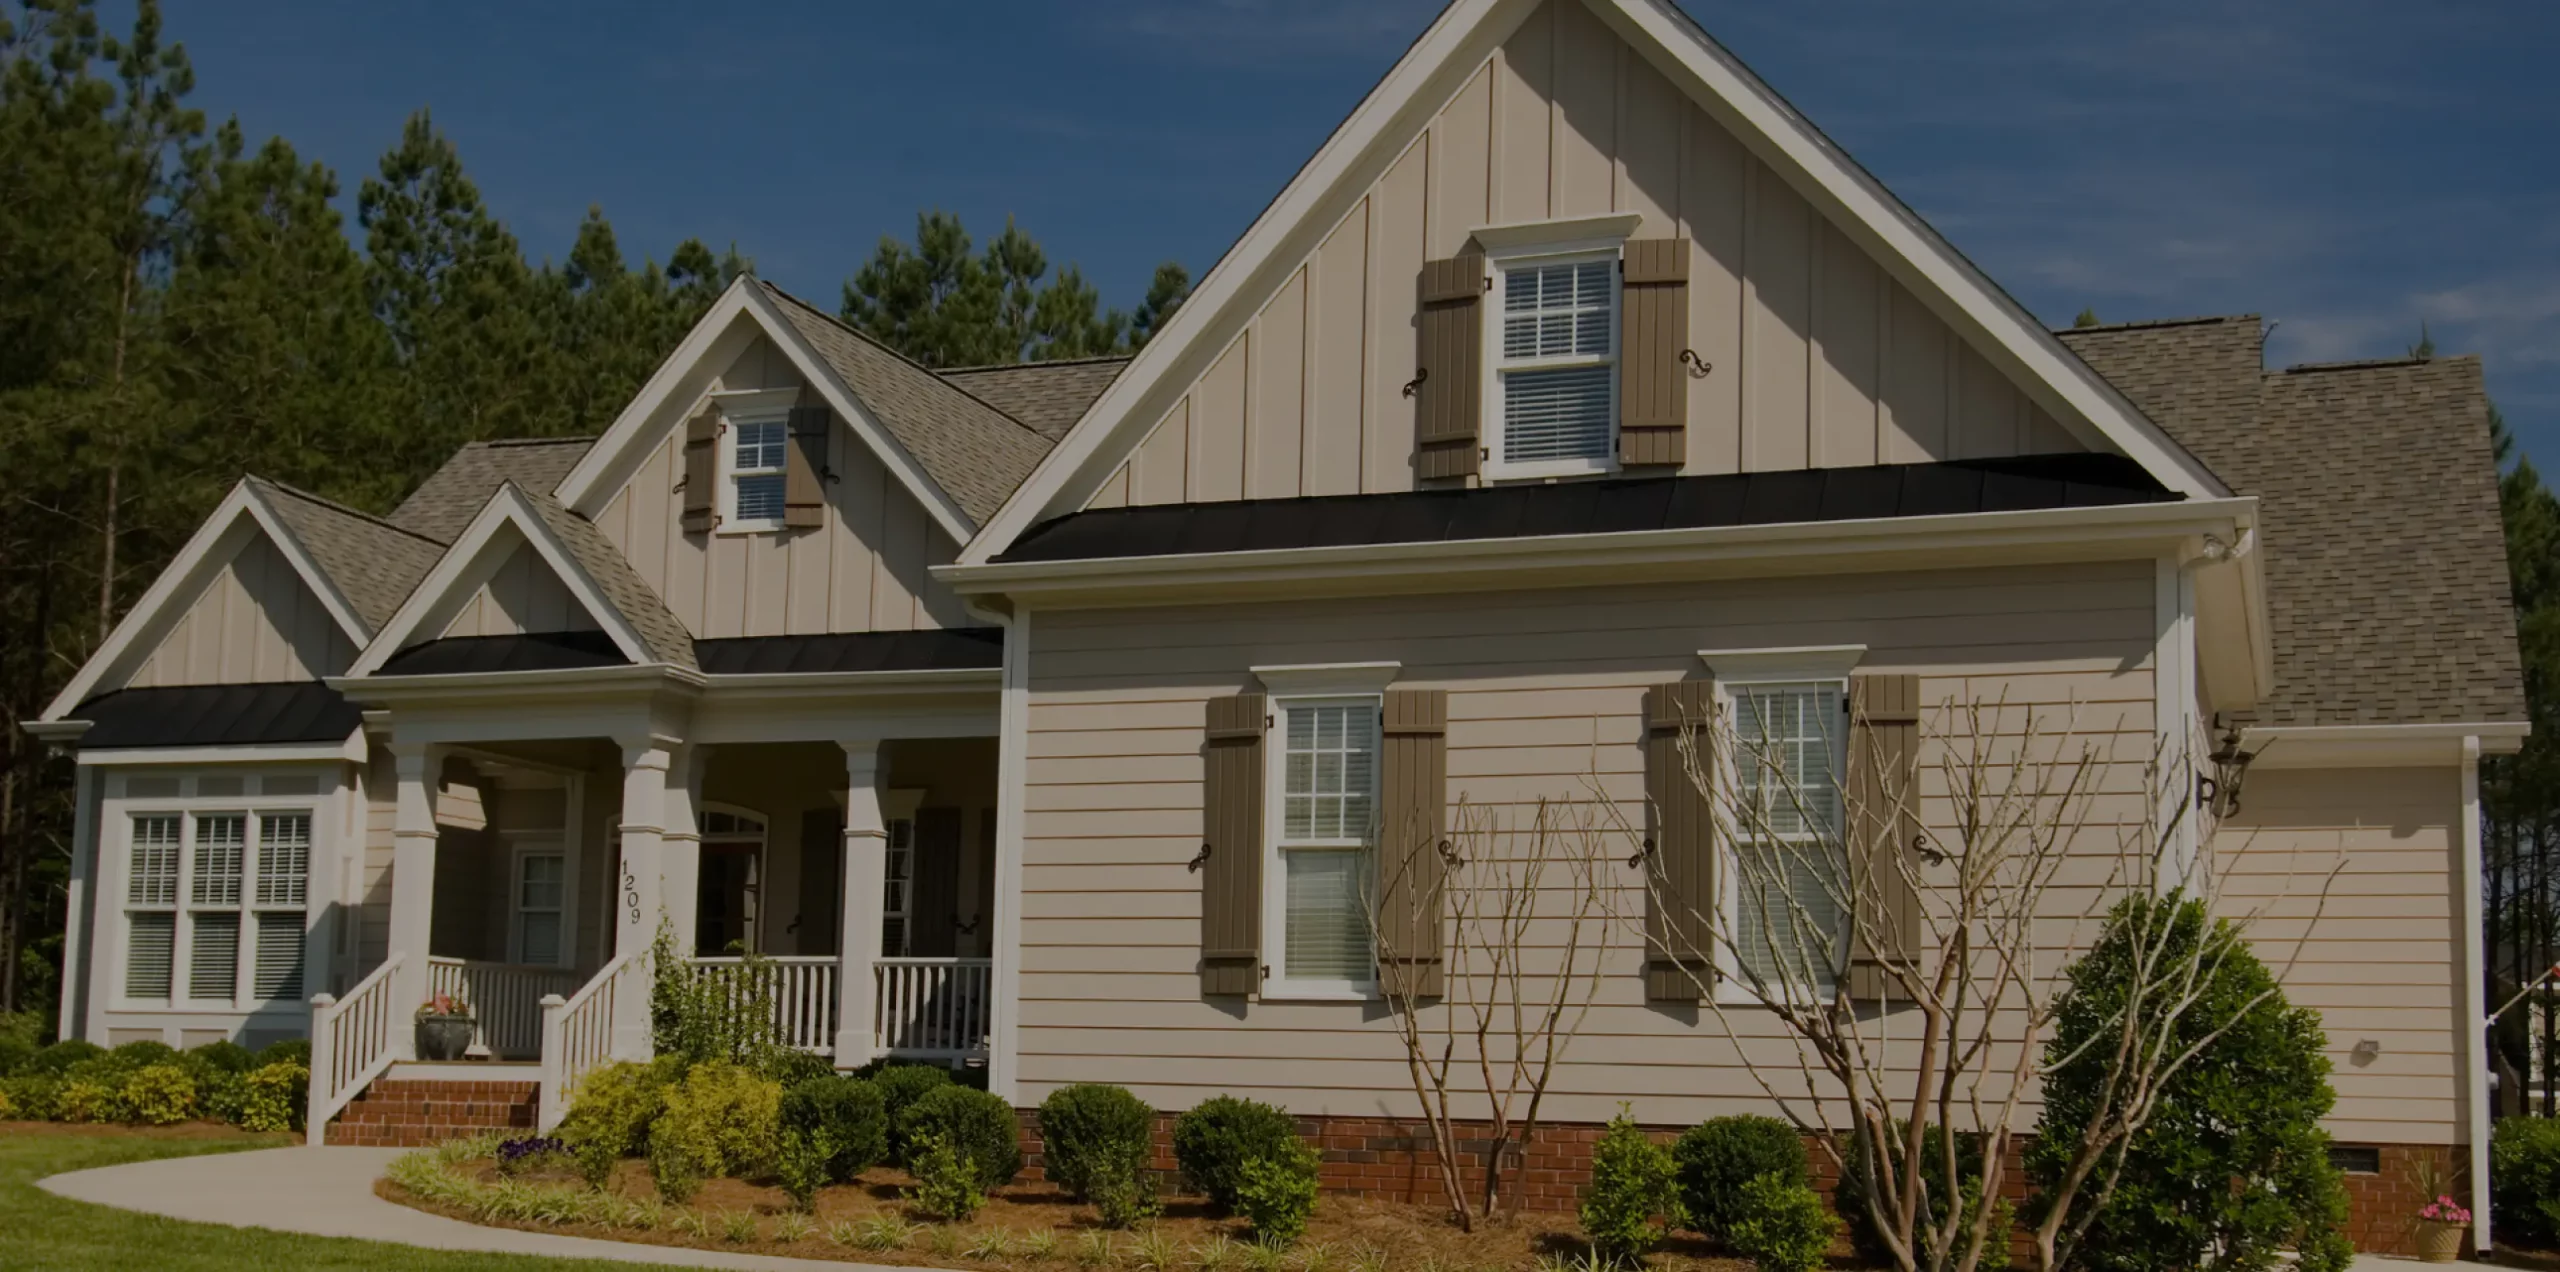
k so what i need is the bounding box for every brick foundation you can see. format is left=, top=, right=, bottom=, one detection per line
left=327, top=1078, right=539, bottom=1147
left=1016, top=1107, right=2456, bottom=1258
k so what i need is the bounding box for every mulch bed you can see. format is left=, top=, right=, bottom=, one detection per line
left=0, top=1119, right=294, bottom=1143
left=381, top=1155, right=1779, bottom=1270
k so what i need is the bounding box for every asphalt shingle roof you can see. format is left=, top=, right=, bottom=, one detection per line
left=250, top=479, right=446, bottom=633
left=2058, top=316, right=2525, bottom=727
left=388, top=437, right=597, bottom=544
left=758, top=281, right=1054, bottom=527
left=938, top=357, right=1129, bottom=442
left=512, top=485, right=698, bottom=670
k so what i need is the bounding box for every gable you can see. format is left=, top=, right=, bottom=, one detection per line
left=589, top=332, right=975, bottom=639
left=1085, top=0, right=2077, bottom=512
left=438, top=539, right=604, bottom=638
left=126, top=533, right=358, bottom=689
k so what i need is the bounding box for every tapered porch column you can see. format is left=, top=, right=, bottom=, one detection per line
left=387, top=742, right=442, bottom=1060
left=660, top=745, right=708, bottom=958
left=834, top=740, right=888, bottom=1067
left=613, top=737, right=674, bottom=1060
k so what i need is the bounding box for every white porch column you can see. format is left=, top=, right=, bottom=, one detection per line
left=612, top=737, right=673, bottom=1060
left=387, top=742, right=441, bottom=1060
left=660, top=746, right=708, bottom=958
left=834, top=740, right=888, bottom=1068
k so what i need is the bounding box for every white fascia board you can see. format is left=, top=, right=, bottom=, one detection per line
left=43, top=482, right=372, bottom=720
left=701, top=666, right=1001, bottom=697
left=2242, top=720, right=2530, bottom=770
left=77, top=736, right=366, bottom=767
left=344, top=486, right=653, bottom=676
left=940, top=498, right=2259, bottom=607
left=956, top=0, right=1539, bottom=566
left=552, top=278, right=977, bottom=547
left=1596, top=0, right=2224, bottom=499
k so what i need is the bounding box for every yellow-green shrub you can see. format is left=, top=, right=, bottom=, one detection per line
left=240, top=1062, right=306, bottom=1132
left=647, top=1062, right=780, bottom=1200
left=55, top=1078, right=122, bottom=1123
left=122, top=1064, right=199, bottom=1125
left=0, top=1084, right=12, bottom=1119
left=561, top=1060, right=676, bottom=1188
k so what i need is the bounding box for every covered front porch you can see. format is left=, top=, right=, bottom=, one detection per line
left=307, top=657, right=1005, bottom=1139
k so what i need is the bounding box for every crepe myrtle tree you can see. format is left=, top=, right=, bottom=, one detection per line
left=1363, top=796, right=1623, bottom=1231
left=1619, top=688, right=2341, bottom=1272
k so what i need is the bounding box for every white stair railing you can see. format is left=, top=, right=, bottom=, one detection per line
left=537, top=951, right=637, bottom=1133
left=427, top=957, right=585, bottom=1059
left=307, top=951, right=404, bottom=1146
left=685, top=956, right=839, bottom=1053
left=875, top=957, right=992, bottom=1059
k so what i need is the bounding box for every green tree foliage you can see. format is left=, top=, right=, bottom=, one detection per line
left=842, top=210, right=1186, bottom=366
left=2027, top=894, right=2351, bottom=1272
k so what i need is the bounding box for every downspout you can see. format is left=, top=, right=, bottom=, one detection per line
left=2462, top=735, right=2492, bottom=1253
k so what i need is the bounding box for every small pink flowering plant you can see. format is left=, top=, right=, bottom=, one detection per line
left=415, top=991, right=471, bottom=1020
left=2417, top=1194, right=2470, bottom=1225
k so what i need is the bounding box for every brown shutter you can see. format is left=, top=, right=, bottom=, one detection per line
left=1199, top=693, right=1267, bottom=997
left=783, top=405, right=830, bottom=529
left=909, top=807, right=962, bottom=958
left=680, top=407, right=720, bottom=534
left=1643, top=680, right=1718, bottom=1002
left=1845, top=673, right=1923, bottom=1001
left=1618, top=239, right=1690, bottom=467
left=1414, top=253, right=1485, bottom=480
left=1375, top=688, right=1447, bottom=1000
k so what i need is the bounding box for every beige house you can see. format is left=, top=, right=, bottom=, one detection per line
left=29, top=0, right=2519, bottom=1250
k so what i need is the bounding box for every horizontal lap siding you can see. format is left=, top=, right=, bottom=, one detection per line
left=1019, top=561, right=2157, bottom=1124
left=2215, top=767, right=2462, bottom=1144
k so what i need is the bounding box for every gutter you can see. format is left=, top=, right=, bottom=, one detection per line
left=939, top=497, right=2260, bottom=602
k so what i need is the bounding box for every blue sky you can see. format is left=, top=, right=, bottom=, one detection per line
left=162, top=0, right=2560, bottom=463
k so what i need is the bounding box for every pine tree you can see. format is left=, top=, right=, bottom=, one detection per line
left=843, top=210, right=1186, bottom=366
left=1130, top=261, right=1191, bottom=347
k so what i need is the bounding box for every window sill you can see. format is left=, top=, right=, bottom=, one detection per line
left=1484, top=459, right=1619, bottom=484
left=714, top=521, right=786, bottom=537
left=1258, top=983, right=1378, bottom=1004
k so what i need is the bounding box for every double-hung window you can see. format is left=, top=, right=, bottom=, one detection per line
left=513, top=851, right=567, bottom=967
left=1489, top=252, right=1618, bottom=478
left=1266, top=698, right=1378, bottom=994
left=880, top=816, right=915, bottom=957
left=124, top=807, right=310, bottom=1005
left=724, top=414, right=790, bottom=529
left=1726, top=682, right=1849, bottom=989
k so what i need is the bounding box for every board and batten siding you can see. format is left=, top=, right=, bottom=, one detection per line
left=2216, top=767, right=2464, bottom=1145
left=1082, top=0, right=2076, bottom=512
left=592, top=335, right=972, bottom=639
left=1015, top=560, right=2164, bottom=1127
left=126, top=535, right=355, bottom=688
left=439, top=541, right=603, bottom=638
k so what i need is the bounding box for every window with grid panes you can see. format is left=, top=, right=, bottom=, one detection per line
left=124, top=808, right=311, bottom=1004
left=1274, top=700, right=1377, bottom=986
left=881, top=817, right=914, bottom=956
left=1492, top=255, right=1617, bottom=475
left=516, top=852, right=566, bottom=966
left=1729, top=684, right=1849, bottom=987
left=727, top=416, right=789, bottom=526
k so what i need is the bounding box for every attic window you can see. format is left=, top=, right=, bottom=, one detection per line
left=712, top=388, right=798, bottom=533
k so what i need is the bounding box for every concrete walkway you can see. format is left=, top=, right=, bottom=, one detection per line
left=38, top=1144, right=2506, bottom=1272
left=39, top=1145, right=913, bottom=1271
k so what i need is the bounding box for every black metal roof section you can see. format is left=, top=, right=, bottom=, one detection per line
left=374, top=631, right=628, bottom=676
left=694, top=628, right=1004, bottom=676
left=995, top=453, right=2179, bottom=564
left=72, top=683, right=361, bottom=749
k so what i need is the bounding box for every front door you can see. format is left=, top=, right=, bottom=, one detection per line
left=697, top=843, right=761, bottom=955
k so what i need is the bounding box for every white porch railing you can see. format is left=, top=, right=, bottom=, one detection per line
left=306, top=951, right=404, bottom=1146
left=685, top=956, right=839, bottom=1053
left=876, top=957, right=992, bottom=1059
left=536, top=951, right=639, bottom=1134
left=427, top=957, right=585, bottom=1060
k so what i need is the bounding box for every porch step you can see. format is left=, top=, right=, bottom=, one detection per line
left=386, top=1061, right=543, bottom=1083
left=328, top=1076, right=539, bottom=1148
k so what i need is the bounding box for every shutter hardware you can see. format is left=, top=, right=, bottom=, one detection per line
left=1680, top=349, right=1712, bottom=378
left=1627, top=836, right=1656, bottom=869
left=1401, top=367, right=1426, bottom=399
left=1186, top=842, right=1212, bottom=873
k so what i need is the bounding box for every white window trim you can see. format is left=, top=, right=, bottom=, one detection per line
left=1710, top=669, right=1856, bottom=1007
left=879, top=789, right=924, bottom=958
left=698, top=801, right=770, bottom=955
left=506, top=840, right=571, bottom=968
left=711, top=387, right=799, bottom=535
left=105, top=780, right=326, bottom=1015
left=1480, top=221, right=1639, bottom=484
left=1260, top=693, right=1384, bottom=1002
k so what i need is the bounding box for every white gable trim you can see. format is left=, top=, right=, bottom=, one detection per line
left=41, top=482, right=373, bottom=720
left=345, top=485, right=653, bottom=677
left=959, top=0, right=2225, bottom=566
left=551, top=276, right=978, bottom=545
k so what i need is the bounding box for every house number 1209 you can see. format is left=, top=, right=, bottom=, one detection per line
left=623, top=865, right=641, bottom=924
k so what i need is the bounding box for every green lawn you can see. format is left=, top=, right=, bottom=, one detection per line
left=1, top=1131, right=644, bottom=1271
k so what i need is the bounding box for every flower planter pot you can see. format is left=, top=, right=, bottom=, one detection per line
left=416, top=1016, right=476, bottom=1062
left=2416, top=1219, right=2466, bottom=1264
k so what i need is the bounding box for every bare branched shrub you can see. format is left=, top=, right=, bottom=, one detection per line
left=1366, top=796, right=1623, bottom=1230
